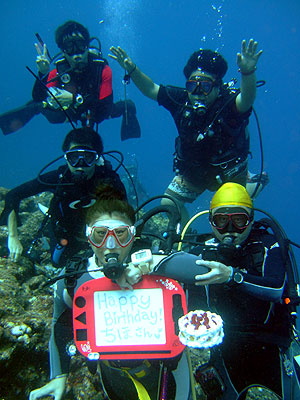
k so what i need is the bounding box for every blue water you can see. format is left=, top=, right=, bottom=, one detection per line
left=0, top=0, right=299, bottom=263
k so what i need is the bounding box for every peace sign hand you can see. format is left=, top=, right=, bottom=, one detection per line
left=35, top=43, right=50, bottom=74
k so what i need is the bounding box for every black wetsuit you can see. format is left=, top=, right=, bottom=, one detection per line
left=0, top=163, right=126, bottom=266
left=157, top=85, right=251, bottom=190
left=185, top=228, right=290, bottom=397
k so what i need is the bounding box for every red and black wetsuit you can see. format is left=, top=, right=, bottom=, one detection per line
left=32, top=52, right=113, bottom=126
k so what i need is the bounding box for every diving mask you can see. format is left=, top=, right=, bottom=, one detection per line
left=211, top=212, right=252, bottom=233
left=62, top=37, right=88, bottom=56
left=86, top=220, right=136, bottom=249
left=186, top=76, right=217, bottom=96
left=65, top=149, right=99, bottom=167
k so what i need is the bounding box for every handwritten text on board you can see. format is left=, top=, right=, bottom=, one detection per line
left=94, top=288, right=166, bottom=346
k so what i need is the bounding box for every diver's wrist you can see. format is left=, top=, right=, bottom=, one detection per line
left=226, top=268, right=244, bottom=286
left=225, top=266, right=234, bottom=283
left=238, top=66, right=257, bottom=76
left=127, top=63, right=137, bottom=76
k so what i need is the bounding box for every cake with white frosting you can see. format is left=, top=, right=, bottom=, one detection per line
left=178, top=310, right=224, bottom=348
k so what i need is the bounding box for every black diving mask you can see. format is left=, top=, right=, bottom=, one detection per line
left=186, top=77, right=217, bottom=96
left=64, top=149, right=99, bottom=167
left=62, top=38, right=88, bottom=56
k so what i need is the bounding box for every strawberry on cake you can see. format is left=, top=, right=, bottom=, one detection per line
left=178, top=310, right=224, bottom=348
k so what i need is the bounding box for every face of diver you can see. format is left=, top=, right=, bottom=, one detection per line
left=187, top=70, right=220, bottom=108
left=87, top=213, right=135, bottom=266
left=62, top=33, right=89, bottom=71
left=210, top=205, right=253, bottom=245
left=66, top=142, right=97, bottom=180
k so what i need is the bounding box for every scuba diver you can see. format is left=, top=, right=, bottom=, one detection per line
left=28, top=187, right=189, bottom=400
left=0, top=127, right=126, bottom=267
left=179, top=182, right=299, bottom=399
left=109, top=39, right=268, bottom=223
left=0, top=20, right=140, bottom=140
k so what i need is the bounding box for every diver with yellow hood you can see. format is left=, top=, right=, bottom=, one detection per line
left=183, top=182, right=299, bottom=399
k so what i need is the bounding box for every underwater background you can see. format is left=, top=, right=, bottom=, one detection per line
left=0, top=0, right=299, bottom=260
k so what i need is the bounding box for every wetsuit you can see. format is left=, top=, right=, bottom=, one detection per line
left=0, top=162, right=126, bottom=266
left=32, top=51, right=113, bottom=126
left=183, top=228, right=290, bottom=397
left=157, top=85, right=250, bottom=192
left=0, top=51, right=140, bottom=137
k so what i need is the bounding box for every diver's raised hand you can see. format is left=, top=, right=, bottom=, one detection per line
left=35, top=43, right=50, bottom=75
left=29, top=375, right=67, bottom=400
left=110, top=46, right=159, bottom=101
left=194, top=260, right=233, bottom=285
left=237, top=39, right=262, bottom=75
left=109, top=46, right=136, bottom=74
left=8, top=235, right=23, bottom=262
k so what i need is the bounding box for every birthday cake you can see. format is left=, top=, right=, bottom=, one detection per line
left=178, top=310, right=224, bottom=348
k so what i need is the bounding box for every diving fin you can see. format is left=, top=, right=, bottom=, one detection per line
left=0, top=100, right=43, bottom=135
left=121, top=99, right=141, bottom=141
left=110, top=99, right=141, bottom=140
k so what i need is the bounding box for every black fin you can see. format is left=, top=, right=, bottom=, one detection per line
left=0, top=100, right=42, bottom=135
left=120, top=99, right=141, bottom=141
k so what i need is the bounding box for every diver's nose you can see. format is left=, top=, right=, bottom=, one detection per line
left=226, top=220, right=235, bottom=232
left=106, top=235, right=117, bottom=249
left=73, top=158, right=85, bottom=168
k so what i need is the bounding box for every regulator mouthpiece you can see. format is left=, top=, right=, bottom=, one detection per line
left=193, top=101, right=207, bottom=115
left=222, top=235, right=235, bottom=244
left=103, top=253, right=125, bottom=280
